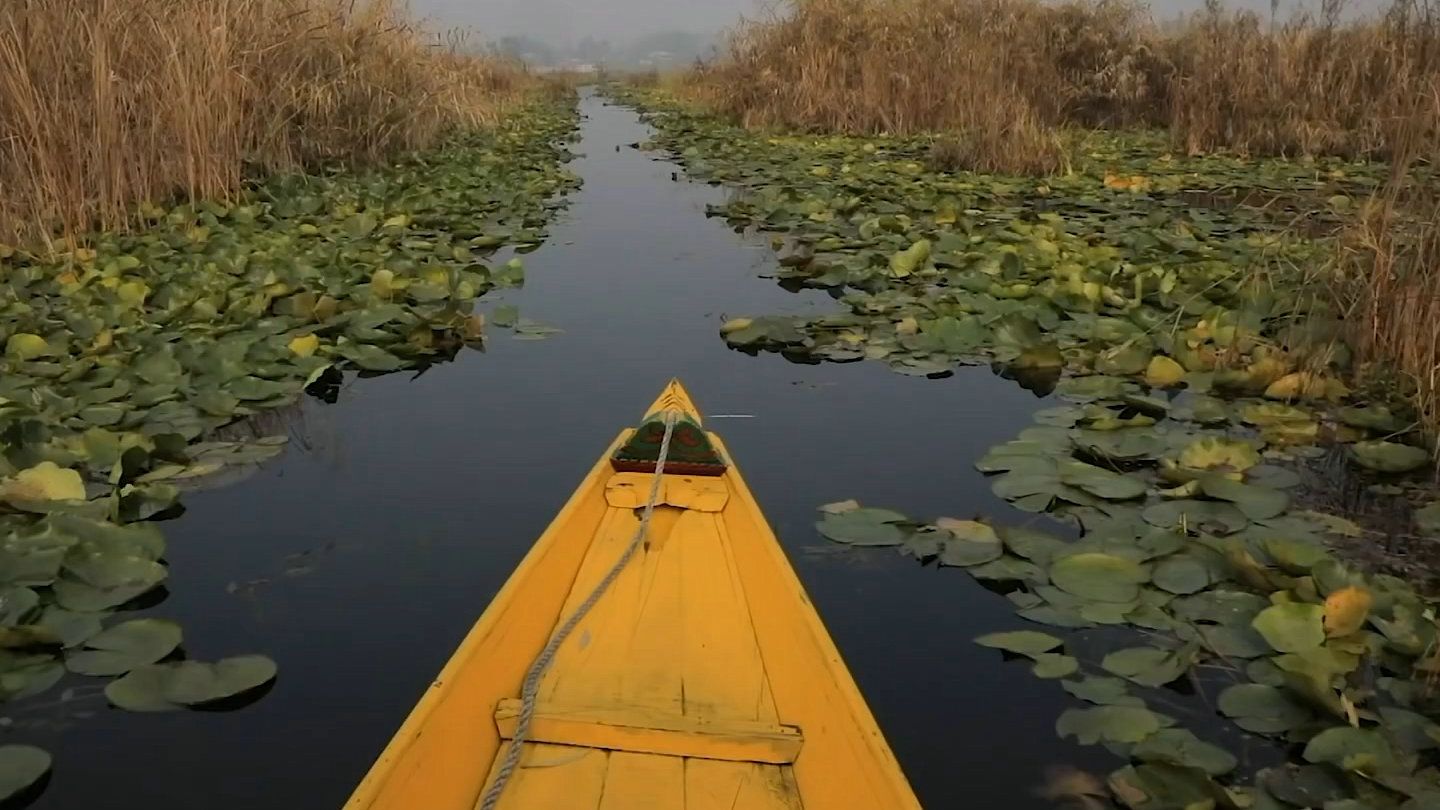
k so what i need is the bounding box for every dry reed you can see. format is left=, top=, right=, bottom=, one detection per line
left=684, top=0, right=1440, bottom=172
left=0, top=0, right=528, bottom=248
left=682, top=0, right=1166, bottom=173
left=1333, top=108, right=1440, bottom=446
left=1169, top=0, right=1440, bottom=158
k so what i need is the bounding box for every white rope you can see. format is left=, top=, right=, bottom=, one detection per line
left=476, top=411, right=679, bottom=810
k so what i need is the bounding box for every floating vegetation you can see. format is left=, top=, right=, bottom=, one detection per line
left=0, top=97, right=580, bottom=791
left=818, top=497, right=1440, bottom=808
left=613, top=87, right=1431, bottom=477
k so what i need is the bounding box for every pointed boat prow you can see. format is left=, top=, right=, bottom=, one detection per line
left=346, top=380, right=922, bottom=810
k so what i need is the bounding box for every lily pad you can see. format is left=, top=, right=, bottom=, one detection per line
left=1218, top=683, right=1311, bottom=733
left=1302, top=727, right=1399, bottom=774
left=106, top=654, right=278, bottom=711
left=1132, top=728, right=1238, bottom=776
left=1198, top=476, right=1289, bottom=520
left=815, top=507, right=909, bottom=546
left=935, top=519, right=1004, bottom=566
left=0, top=462, right=86, bottom=507
left=0, top=744, right=50, bottom=801
left=66, top=618, right=181, bottom=676
left=1101, top=645, right=1195, bottom=687
left=1252, top=602, right=1325, bottom=653
left=1050, top=552, right=1148, bottom=603
left=974, top=630, right=1063, bottom=656
left=1056, top=705, right=1166, bottom=745
left=1142, top=500, right=1248, bottom=535
left=1062, top=676, right=1143, bottom=707
left=1032, top=653, right=1079, bottom=679
left=1351, top=440, right=1429, bottom=473
left=1152, top=555, right=1211, bottom=595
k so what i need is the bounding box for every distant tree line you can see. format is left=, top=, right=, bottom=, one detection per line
left=494, top=31, right=718, bottom=68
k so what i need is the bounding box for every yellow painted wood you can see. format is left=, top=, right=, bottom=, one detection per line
left=484, top=744, right=608, bottom=810
left=606, top=473, right=729, bottom=512
left=685, top=759, right=804, bottom=810
left=493, top=699, right=803, bottom=763
left=598, top=752, right=685, bottom=810
left=345, top=379, right=922, bottom=810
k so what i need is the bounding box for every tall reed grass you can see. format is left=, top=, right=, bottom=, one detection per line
left=684, top=0, right=1440, bottom=172
left=686, top=0, right=1163, bottom=172
left=0, top=0, right=528, bottom=248
left=1169, top=0, right=1440, bottom=158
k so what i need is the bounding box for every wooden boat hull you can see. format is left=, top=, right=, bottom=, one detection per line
left=346, top=380, right=921, bottom=810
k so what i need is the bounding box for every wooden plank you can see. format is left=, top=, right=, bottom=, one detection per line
left=540, top=500, right=778, bottom=731
left=597, top=752, right=684, bottom=810
left=482, top=743, right=608, bottom=810
left=685, top=759, right=805, bottom=810
left=539, top=505, right=687, bottom=715
left=494, top=700, right=802, bottom=764
left=606, top=473, right=729, bottom=512
left=674, top=510, right=780, bottom=725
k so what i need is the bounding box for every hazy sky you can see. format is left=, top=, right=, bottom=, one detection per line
left=411, top=0, right=1358, bottom=46
left=412, top=0, right=769, bottom=44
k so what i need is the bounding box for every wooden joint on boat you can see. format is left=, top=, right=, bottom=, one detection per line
left=493, top=699, right=803, bottom=764
left=605, top=472, right=730, bottom=511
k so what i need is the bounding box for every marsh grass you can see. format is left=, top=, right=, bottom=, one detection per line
left=687, top=0, right=1162, bottom=175
left=0, top=0, right=529, bottom=248
left=683, top=0, right=1440, bottom=173
left=1169, top=0, right=1440, bottom=158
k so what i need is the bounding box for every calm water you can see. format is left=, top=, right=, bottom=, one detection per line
left=20, top=93, right=1118, bottom=808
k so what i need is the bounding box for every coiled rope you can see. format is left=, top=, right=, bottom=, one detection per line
left=476, top=411, right=679, bottom=810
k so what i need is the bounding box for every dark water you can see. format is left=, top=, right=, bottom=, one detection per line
left=21, top=92, right=1116, bottom=809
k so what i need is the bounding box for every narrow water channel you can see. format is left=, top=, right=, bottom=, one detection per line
left=23, top=92, right=1114, bottom=808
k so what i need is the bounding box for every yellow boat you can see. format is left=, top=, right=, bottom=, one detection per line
left=346, top=380, right=922, bottom=810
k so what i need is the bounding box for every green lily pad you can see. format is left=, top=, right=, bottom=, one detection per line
left=106, top=654, right=278, bottom=711
left=1416, top=502, right=1440, bottom=537
left=1031, top=653, right=1079, bottom=678
left=1132, top=728, right=1238, bottom=776
left=66, top=618, right=181, bottom=676
left=1050, top=552, right=1149, bottom=603
left=1259, top=765, right=1348, bottom=807
left=815, top=508, right=909, bottom=546
left=1073, top=430, right=1165, bottom=463
left=974, top=630, right=1063, bottom=656
left=1217, top=683, right=1311, bottom=733
left=1337, top=404, right=1407, bottom=433
left=0, top=744, right=50, bottom=801
left=935, top=519, right=1004, bottom=566
left=1055, top=376, right=1132, bottom=403
left=968, top=555, right=1048, bottom=584
left=1101, top=645, right=1195, bottom=687
left=1057, top=461, right=1147, bottom=500
left=997, top=526, right=1066, bottom=564
left=1062, top=676, right=1143, bottom=707
left=1198, top=476, right=1289, bottom=520
left=1142, top=500, right=1249, bottom=535
left=1109, top=762, right=1231, bottom=810
left=1252, top=602, right=1325, bottom=653
left=1302, top=726, right=1399, bottom=774
left=1152, top=554, right=1211, bottom=595
left=1056, top=705, right=1166, bottom=745
left=1196, top=624, right=1270, bottom=659
left=1352, top=441, right=1429, bottom=473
